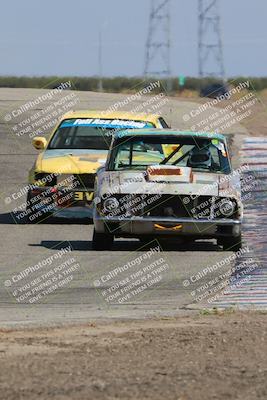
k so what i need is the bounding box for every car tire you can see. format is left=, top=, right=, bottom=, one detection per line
left=219, top=235, right=242, bottom=252
left=92, top=229, right=114, bottom=250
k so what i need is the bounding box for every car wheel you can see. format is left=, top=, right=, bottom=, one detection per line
left=219, top=235, right=242, bottom=252
left=92, top=229, right=114, bottom=250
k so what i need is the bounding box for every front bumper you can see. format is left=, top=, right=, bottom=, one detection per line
left=28, top=186, right=94, bottom=218
left=94, top=215, right=242, bottom=238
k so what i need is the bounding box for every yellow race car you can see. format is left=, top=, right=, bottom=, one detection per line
left=27, top=110, right=169, bottom=222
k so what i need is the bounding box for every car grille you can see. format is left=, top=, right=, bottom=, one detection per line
left=73, top=174, right=96, bottom=189
left=145, top=195, right=237, bottom=219
left=99, top=194, right=238, bottom=220
left=56, top=173, right=96, bottom=190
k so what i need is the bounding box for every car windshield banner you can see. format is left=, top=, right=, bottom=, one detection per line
left=61, top=118, right=153, bottom=129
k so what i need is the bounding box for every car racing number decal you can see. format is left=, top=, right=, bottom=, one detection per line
left=74, top=191, right=94, bottom=202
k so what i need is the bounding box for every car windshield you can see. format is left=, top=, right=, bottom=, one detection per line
left=110, top=135, right=231, bottom=173
left=48, top=118, right=155, bottom=150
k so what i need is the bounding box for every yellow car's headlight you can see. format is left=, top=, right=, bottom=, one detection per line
left=34, top=172, right=57, bottom=187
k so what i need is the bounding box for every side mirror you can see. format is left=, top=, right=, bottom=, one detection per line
left=32, top=137, right=47, bottom=150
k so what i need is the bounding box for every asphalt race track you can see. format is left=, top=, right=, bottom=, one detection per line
left=0, top=87, right=255, bottom=327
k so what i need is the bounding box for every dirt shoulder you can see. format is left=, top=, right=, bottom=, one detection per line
left=0, top=311, right=266, bottom=400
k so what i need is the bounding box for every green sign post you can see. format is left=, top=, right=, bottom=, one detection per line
left=179, top=75, right=186, bottom=87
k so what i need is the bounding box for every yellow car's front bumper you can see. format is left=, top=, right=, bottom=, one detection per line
left=28, top=186, right=94, bottom=219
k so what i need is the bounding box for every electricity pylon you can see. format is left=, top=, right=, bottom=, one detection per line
left=144, top=0, right=171, bottom=81
left=198, top=0, right=225, bottom=79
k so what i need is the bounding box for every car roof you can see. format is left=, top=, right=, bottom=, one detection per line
left=114, top=129, right=227, bottom=141
left=60, top=110, right=161, bottom=124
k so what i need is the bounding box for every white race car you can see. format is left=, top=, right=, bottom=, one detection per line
left=93, top=129, right=243, bottom=251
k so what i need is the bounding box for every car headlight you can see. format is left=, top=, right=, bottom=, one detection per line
left=219, top=199, right=235, bottom=217
left=103, top=197, right=120, bottom=213
left=34, top=172, right=57, bottom=187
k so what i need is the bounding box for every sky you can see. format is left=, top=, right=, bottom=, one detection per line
left=0, top=0, right=266, bottom=77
